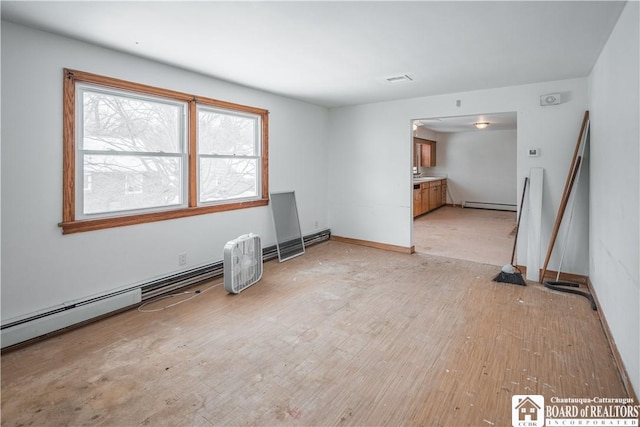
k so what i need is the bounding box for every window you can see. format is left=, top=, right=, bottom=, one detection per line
left=197, top=106, right=261, bottom=204
left=60, top=69, right=269, bottom=234
left=77, top=85, right=187, bottom=217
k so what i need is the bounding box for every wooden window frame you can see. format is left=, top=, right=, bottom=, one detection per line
left=59, top=69, right=269, bottom=235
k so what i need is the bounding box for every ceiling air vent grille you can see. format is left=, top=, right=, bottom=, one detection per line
left=385, top=74, right=413, bottom=84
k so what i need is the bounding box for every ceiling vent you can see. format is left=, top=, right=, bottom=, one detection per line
left=385, top=74, right=413, bottom=84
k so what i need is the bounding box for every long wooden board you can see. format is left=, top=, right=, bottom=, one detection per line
left=540, top=111, right=590, bottom=282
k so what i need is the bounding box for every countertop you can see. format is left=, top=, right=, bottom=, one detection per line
left=413, top=176, right=446, bottom=184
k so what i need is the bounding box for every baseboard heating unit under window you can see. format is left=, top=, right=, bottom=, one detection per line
left=1, top=289, right=142, bottom=349
left=462, top=201, right=517, bottom=211
left=1, top=229, right=331, bottom=349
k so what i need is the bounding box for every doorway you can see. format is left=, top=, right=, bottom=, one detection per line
left=411, top=112, right=518, bottom=266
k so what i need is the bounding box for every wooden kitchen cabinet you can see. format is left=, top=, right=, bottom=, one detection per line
left=421, top=183, right=430, bottom=213
left=413, top=178, right=447, bottom=218
left=421, top=141, right=436, bottom=167
left=429, top=182, right=441, bottom=211
left=414, top=138, right=437, bottom=167
left=413, top=185, right=421, bottom=217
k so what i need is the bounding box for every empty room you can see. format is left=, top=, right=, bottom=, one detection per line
left=1, top=2, right=638, bottom=426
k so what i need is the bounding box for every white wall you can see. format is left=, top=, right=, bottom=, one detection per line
left=1, top=22, right=329, bottom=322
left=328, top=78, right=590, bottom=272
left=428, top=129, right=517, bottom=207
left=588, top=1, right=639, bottom=396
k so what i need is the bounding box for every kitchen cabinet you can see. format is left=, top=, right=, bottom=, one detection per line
left=414, top=138, right=437, bottom=167
left=413, top=185, right=421, bottom=217
left=413, top=178, right=447, bottom=218
left=421, top=141, right=436, bottom=167
left=429, top=182, right=441, bottom=211
left=421, top=183, right=430, bottom=213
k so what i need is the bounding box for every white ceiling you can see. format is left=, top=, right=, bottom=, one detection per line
left=1, top=1, right=625, bottom=108
left=416, top=112, right=518, bottom=133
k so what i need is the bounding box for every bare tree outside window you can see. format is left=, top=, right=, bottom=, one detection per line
left=79, top=89, right=186, bottom=216
left=197, top=108, right=260, bottom=203
left=60, top=69, right=269, bottom=235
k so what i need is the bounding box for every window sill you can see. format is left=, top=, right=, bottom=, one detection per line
left=59, top=198, right=269, bottom=235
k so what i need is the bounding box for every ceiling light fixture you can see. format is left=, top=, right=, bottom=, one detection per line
left=475, top=122, right=490, bottom=130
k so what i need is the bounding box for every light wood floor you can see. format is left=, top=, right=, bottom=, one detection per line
left=414, top=206, right=517, bottom=267
left=1, top=241, right=629, bottom=426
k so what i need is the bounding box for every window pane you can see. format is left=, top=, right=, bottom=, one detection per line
left=198, top=108, right=257, bottom=156
left=83, top=154, right=182, bottom=215
left=199, top=158, right=257, bottom=202
left=82, top=89, right=183, bottom=153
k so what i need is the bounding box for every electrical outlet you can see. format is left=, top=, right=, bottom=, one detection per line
left=178, top=252, right=187, bottom=266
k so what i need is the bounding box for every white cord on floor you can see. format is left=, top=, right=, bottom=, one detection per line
left=137, top=281, right=222, bottom=313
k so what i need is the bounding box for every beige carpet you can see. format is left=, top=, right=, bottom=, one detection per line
left=414, top=206, right=517, bottom=266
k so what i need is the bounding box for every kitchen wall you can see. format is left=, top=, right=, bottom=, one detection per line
left=426, top=129, right=517, bottom=207
left=328, top=77, right=589, bottom=272
left=1, top=21, right=330, bottom=322
left=588, top=1, right=639, bottom=396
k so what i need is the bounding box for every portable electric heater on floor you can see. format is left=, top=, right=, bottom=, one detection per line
left=223, top=233, right=263, bottom=294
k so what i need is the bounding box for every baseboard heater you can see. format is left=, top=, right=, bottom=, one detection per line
left=141, top=229, right=330, bottom=299
left=462, top=201, right=517, bottom=211
left=1, top=229, right=331, bottom=349
left=1, top=289, right=142, bottom=349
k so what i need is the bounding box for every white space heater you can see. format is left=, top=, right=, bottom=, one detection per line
left=223, top=233, right=263, bottom=294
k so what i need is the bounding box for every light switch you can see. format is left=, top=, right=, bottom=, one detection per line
left=528, top=148, right=540, bottom=157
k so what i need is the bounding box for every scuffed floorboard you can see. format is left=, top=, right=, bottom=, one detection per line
left=1, top=241, right=629, bottom=426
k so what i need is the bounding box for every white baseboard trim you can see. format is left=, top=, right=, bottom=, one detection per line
left=462, top=201, right=516, bottom=211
